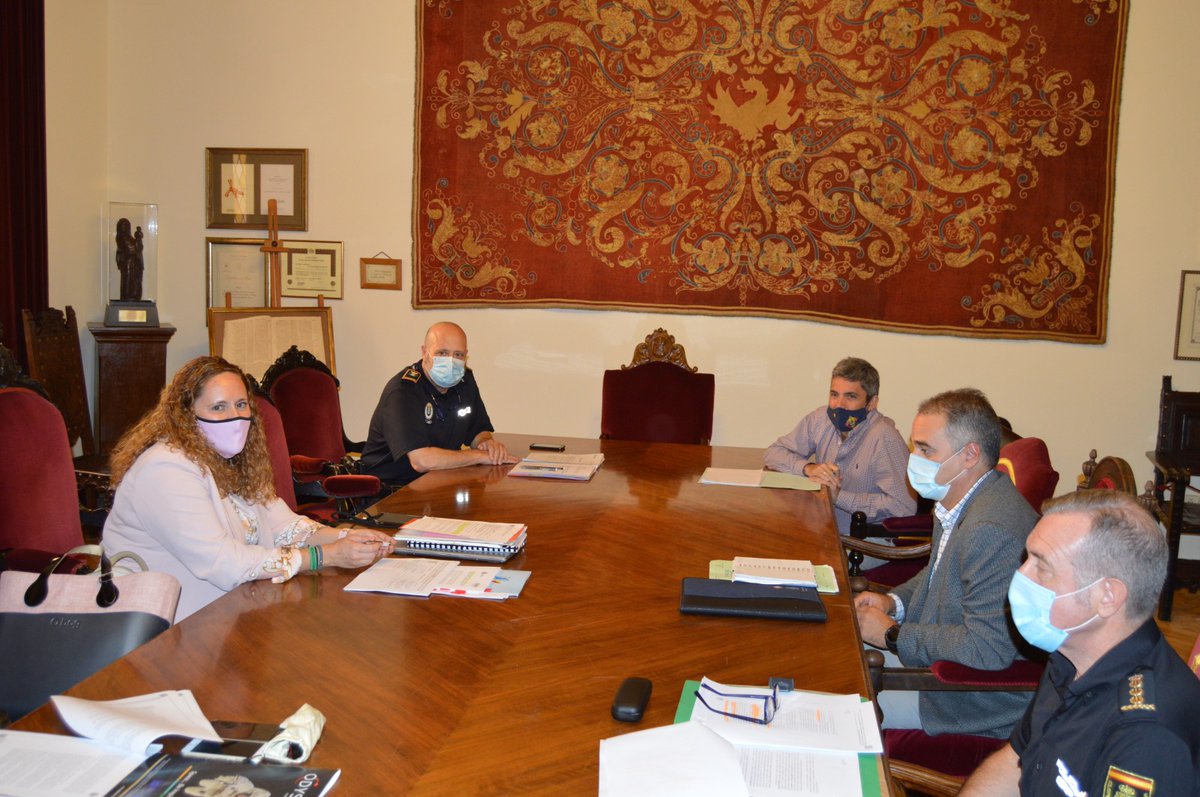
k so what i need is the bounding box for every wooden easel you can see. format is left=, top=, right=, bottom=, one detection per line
left=261, top=199, right=288, bottom=307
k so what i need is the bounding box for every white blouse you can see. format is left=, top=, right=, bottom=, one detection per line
left=102, top=442, right=321, bottom=621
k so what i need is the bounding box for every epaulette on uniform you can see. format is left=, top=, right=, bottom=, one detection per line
left=1119, top=670, right=1156, bottom=713
left=401, top=367, right=422, bottom=384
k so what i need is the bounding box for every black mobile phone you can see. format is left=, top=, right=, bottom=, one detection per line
left=529, top=443, right=566, bottom=452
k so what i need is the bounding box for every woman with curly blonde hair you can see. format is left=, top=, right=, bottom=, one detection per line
left=103, top=356, right=392, bottom=620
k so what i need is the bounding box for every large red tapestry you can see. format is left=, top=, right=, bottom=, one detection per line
left=414, top=0, right=1127, bottom=342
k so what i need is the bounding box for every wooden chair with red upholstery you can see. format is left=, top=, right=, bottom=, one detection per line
left=259, top=347, right=380, bottom=518
left=600, top=328, right=715, bottom=445
left=0, top=339, right=88, bottom=573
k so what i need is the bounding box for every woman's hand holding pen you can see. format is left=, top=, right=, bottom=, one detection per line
left=321, top=528, right=394, bottom=569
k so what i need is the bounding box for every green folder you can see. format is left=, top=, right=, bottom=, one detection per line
left=673, top=680, right=883, bottom=797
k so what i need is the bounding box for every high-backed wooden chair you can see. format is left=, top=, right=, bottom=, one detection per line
left=21, top=307, right=112, bottom=535
left=21, top=307, right=94, bottom=456
left=1145, top=375, right=1200, bottom=620
left=600, top=328, right=714, bottom=445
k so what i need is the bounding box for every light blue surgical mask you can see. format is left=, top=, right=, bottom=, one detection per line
left=428, top=356, right=465, bottom=389
left=906, top=446, right=966, bottom=501
left=1008, top=570, right=1102, bottom=653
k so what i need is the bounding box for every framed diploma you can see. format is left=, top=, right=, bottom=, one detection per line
left=360, top=256, right=403, bottom=290
left=205, top=147, right=308, bottom=231
left=279, top=239, right=343, bottom=300
left=206, top=237, right=268, bottom=312
left=1174, top=270, right=1200, bottom=360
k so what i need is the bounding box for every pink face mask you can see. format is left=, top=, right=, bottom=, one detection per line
left=197, top=416, right=252, bottom=459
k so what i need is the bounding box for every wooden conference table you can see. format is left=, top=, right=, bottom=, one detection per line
left=16, top=434, right=884, bottom=795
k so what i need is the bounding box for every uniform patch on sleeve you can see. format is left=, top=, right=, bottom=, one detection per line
left=401, top=367, right=422, bottom=383
left=1103, top=765, right=1155, bottom=797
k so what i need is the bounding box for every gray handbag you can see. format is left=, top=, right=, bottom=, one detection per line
left=0, top=544, right=180, bottom=721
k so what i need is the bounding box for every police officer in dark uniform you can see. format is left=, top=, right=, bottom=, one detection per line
left=360, top=322, right=515, bottom=485
left=960, top=490, right=1200, bottom=797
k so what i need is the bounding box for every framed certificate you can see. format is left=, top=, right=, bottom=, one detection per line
left=208, top=306, right=335, bottom=380
left=205, top=147, right=308, bottom=231
left=279, top=240, right=343, bottom=300
left=360, top=256, right=403, bottom=290
left=1174, top=270, right=1200, bottom=360
left=206, top=237, right=268, bottom=311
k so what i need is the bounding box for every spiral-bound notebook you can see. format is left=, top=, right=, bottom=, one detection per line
left=391, top=515, right=527, bottom=564
left=393, top=539, right=521, bottom=564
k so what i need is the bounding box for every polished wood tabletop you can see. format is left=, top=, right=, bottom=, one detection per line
left=15, top=434, right=880, bottom=795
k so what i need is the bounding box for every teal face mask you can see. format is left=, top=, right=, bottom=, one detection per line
left=428, top=356, right=465, bottom=389
left=1008, top=570, right=1102, bottom=653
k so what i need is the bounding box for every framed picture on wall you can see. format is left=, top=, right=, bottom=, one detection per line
left=208, top=306, right=335, bottom=380
left=205, top=147, right=308, bottom=230
left=279, top=239, right=343, bottom=300
left=206, top=237, right=268, bottom=311
left=360, top=256, right=403, bottom=290
left=1174, top=270, right=1200, bottom=360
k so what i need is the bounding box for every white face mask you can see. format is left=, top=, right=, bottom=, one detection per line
left=197, top=416, right=252, bottom=458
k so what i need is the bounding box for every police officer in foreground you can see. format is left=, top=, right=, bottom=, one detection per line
left=360, top=321, right=515, bottom=486
left=960, top=490, right=1200, bottom=797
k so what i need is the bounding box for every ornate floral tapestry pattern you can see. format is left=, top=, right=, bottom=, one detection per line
left=414, top=0, right=1127, bottom=342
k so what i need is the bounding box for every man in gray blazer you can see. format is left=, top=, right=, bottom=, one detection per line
left=855, top=388, right=1039, bottom=737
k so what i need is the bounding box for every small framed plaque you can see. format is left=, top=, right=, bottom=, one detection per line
left=360, top=257, right=403, bottom=290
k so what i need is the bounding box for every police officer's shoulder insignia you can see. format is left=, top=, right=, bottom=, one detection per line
left=1102, top=765, right=1155, bottom=797
left=424, top=402, right=434, bottom=424
left=1120, top=672, right=1156, bottom=712
left=401, top=367, right=422, bottom=383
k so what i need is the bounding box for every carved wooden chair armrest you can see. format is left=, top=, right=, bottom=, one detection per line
left=887, top=759, right=964, bottom=797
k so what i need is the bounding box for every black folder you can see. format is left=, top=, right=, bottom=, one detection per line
left=679, top=578, right=827, bottom=622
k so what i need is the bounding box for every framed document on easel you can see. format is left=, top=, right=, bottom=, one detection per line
left=207, top=306, right=335, bottom=380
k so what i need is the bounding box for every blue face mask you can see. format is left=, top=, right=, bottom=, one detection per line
left=827, top=405, right=869, bottom=434
left=427, top=356, right=465, bottom=389
left=1008, top=570, right=1102, bottom=653
left=906, top=446, right=966, bottom=501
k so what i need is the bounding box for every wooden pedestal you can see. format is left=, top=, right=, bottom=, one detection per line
left=87, top=323, right=175, bottom=454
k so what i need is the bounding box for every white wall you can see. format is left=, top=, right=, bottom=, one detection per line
left=45, top=0, right=1200, bottom=492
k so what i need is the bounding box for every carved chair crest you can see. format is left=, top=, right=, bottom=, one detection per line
left=260, top=346, right=341, bottom=392
left=622, top=328, right=697, bottom=372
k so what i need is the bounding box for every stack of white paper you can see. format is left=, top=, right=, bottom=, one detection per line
left=345, top=559, right=532, bottom=600
left=731, top=557, right=818, bottom=588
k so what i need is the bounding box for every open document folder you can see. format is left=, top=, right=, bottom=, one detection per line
left=598, top=680, right=885, bottom=797
left=699, top=468, right=820, bottom=491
